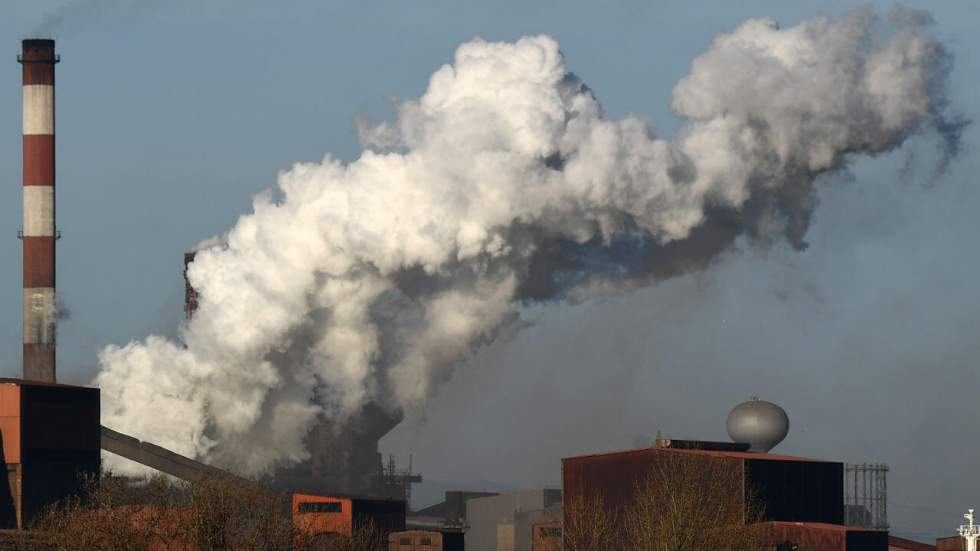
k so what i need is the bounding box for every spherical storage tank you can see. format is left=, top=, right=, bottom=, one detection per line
left=726, top=398, right=789, bottom=452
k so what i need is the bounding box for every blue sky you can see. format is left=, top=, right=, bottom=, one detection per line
left=2, top=0, right=978, bottom=540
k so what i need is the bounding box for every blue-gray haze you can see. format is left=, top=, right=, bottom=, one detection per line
left=0, top=0, right=976, bottom=542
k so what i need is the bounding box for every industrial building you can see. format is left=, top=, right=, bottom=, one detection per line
left=409, top=490, right=499, bottom=532
left=559, top=400, right=892, bottom=551
left=464, top=489, right=562, bottom=551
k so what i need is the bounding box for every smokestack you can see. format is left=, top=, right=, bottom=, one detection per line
left=184, top=252, right=198, bottom=319
left=19, top=39, right=58, bottom=382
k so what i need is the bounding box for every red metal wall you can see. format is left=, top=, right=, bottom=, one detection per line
left=291, top=492, right=405, bottom=540
left=935, top=536, right=963, bottom=551
left=292, top=493, right=353, bottom=537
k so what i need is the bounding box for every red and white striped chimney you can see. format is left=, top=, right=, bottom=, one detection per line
left=19, top=39, right=59, bottom=383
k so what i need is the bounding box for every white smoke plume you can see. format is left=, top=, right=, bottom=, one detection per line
left=95, top=8, right=963, bottom=476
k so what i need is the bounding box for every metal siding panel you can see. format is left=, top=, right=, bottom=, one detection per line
left=18, top=384, right=100, bottom=527
left=747, top=458, right=844, bottom=523
left=352, top=497, right=406, bottom=535
left=20, top=385, right=100, bottom=457
left=0, top=386, right=20, bottom=465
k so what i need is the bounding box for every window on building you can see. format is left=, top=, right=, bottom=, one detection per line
left=540, top=527, right=562, bottom=538
left=400, top=537, right=411, bottom=545
left=420, top=537, right=432, bottom=545
left=299, top=502, right=342, bottom=513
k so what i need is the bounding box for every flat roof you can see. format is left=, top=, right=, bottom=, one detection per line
left=562, top=446, right=835, bottom=464
left=763, top=521, right=882, bottom=533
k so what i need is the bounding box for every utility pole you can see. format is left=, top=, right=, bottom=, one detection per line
left=959, top=509, right=980, bottom=551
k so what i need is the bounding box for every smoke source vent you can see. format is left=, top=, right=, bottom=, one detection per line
left=19, top=39, right=59, bottom=382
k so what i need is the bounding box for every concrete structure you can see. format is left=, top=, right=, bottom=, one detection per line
left=19, top=40, right=59, bottom=383
left=465, top=489, right=562, bottom=551
left=0, top=379, right=100, bottom=528
left=406, top=489, right=496, bottom=547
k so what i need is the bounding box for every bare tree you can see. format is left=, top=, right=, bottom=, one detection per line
left=17, top=473, right=389, bottom=551
left=624, top=452, right=765, bottom=551
left=564, top=451, right=767, bottom=551
left=563, top=491, right=620, bottom=551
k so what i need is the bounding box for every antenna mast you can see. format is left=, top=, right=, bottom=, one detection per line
left=959, top=509, right=980, bottom=551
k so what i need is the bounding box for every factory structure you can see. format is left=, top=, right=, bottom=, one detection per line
left=1, top=38, right=969, bottom=551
